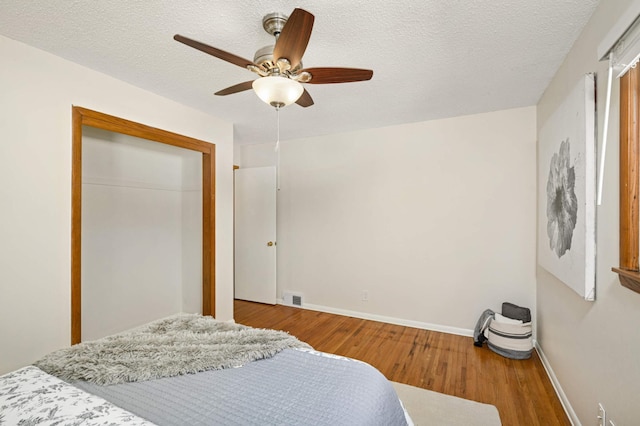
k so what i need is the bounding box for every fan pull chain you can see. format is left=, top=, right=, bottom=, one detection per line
left=275, top=106, right=281, bottom=190
left=276, top=105, right=280, bottom=150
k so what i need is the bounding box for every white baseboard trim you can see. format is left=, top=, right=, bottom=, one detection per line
left=276, top=299, right=473, bottom=337
left=535, top=341, right=580, bottom=426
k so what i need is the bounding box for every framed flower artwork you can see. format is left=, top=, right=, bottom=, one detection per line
left=537, top=73, right=596, bottom=300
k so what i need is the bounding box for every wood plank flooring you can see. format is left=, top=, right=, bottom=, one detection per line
left=234, top=300, right=569, bottom=426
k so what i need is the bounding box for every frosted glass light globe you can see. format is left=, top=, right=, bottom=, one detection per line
left=252, top=76, right=304, bottom=107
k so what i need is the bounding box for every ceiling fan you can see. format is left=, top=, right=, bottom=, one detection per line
left=174, top=8, right=373, bottom=108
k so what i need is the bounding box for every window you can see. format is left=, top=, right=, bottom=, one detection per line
left=598, top=2, right=640, bottom=293
left=613, top=64, right=640, bottom=293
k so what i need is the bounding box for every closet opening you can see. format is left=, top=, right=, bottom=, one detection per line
left=71, top=107, right=216, bottom=344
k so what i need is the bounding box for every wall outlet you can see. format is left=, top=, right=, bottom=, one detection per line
left=361, top=290, right=369, bottom=301
left=597, top=403, right=606, bottom=426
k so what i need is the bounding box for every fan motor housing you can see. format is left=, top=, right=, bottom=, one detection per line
left=253, top=45, right=303, bottom=75
left=254, top=45, right=275, bottom=67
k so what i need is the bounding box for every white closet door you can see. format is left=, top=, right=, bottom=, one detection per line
left=234, top=166, right=277, bottom=304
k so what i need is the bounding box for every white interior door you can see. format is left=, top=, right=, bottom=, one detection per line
left=234, top=166, right=277, bottom=304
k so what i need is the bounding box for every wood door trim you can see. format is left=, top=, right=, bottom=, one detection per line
left=75, top=107, right=212, bottom=153
left=71, top=106, right=216, bottom=344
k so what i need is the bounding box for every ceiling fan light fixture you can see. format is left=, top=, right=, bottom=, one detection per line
left=252, top=76, right=304, bottom=108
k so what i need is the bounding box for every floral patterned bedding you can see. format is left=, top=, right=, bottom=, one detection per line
left=0, top=366, right=155, bottom=426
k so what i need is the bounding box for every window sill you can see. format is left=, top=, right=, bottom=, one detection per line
left=612, top=267, right=640, bottom=294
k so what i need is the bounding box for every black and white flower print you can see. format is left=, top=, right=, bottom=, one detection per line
left=546, top=138, right=578, bottom=258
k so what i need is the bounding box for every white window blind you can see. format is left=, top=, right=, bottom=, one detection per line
left=610, top=18, right=640, bottom=77
left=599, top=0, right=640, bottom=76
left=597, top=1, right=640, bottom=204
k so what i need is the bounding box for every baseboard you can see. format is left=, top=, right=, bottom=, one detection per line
left=535, top=341, right=580, bottom=426
left=276, top=299, right=473, bottom=337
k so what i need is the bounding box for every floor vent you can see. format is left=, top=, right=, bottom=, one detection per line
left=283, top=291, right=304, bottom=308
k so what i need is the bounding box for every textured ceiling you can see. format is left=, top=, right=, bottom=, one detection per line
left=0, top=0, right=600, bottom=145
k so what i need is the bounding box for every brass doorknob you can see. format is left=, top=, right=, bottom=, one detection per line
left=267, top=241, right=274, bottom=247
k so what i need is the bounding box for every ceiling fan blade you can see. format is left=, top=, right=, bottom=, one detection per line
left=296, top=88, right=314, bottom=107
left=273, top=8, right=314, bottom=70
left=174, top=34, right=256, bottom=69
left=301, top=67, right=374, bottom=84
left=214, top=81, right=255, bottom=96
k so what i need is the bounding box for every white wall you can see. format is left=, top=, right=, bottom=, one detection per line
left=0, top=35, right=234, bottom=374
left=238, top=106, right=536, bottom=333
left=181, top=153, right=204, bottom=313
left=536, top=0, right=640, bottom=424
left=81, top=128, right=202, bottom=341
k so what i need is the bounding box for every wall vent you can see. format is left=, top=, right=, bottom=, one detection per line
left=283, top=291, right=303, bottom=308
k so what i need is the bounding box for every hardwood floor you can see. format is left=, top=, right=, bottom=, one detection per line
left=234, top=300, right=569, bottom=426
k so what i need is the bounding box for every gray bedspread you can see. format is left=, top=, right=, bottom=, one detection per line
left=73, top=348, right=409, bottom=426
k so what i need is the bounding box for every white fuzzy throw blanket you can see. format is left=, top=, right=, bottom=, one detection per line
left=35, top=314, right=311, bottom=385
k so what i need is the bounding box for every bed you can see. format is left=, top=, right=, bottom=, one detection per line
left=0, top=314, right=412, bottom=425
